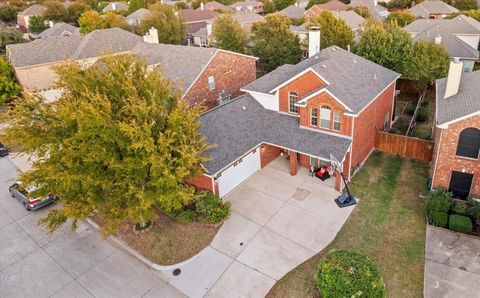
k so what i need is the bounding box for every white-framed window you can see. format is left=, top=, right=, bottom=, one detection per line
left=383, top=112, right=389, bottom=130
left=333, top=111, right=341, bottom=131
left=320, top=106, right=331, bottom=129
left=208, top=76, right=215, bottom=90
left=311, top=108, right=318, bottom=126
left=289, top=92, right=299, bottom=113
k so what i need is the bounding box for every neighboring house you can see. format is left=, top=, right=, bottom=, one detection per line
left=232, top=11, right=264, bottom=33
left=38, top=22, right=80, bottom=39
left=133, top=42, right=257, bottom=109
left=5, top=28, right=142, bottom=92
left=17, top=4, right=45, bottom=32
left=404, top=15, right=480, bottom=72
left=349, top=0, right=389, bottom=20
left=431, top=61, right=480, bottom=199
left=277, top=4, right=306, bottom=19
left=229, top=1, right=263, bottom=13
left=197, top=1, right=233, bottom=12
left=409, top=0, right=458, bottom=19
left=189, top=39, right=400, bottom=197
left=304, top=0, right=347, bottom=18
left=102, top=2, right=128, bottom=12
left=290, top=24, right=309, bottom=58
left=335, top=10, right=365, bottom=40
left=179, top=9, right=218, bottom=36
left=126, top=8, right=151, bottom=26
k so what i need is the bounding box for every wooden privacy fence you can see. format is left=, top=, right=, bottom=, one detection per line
left=375, top=131, right=434, bottom=162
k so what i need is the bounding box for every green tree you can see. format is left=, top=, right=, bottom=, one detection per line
left=66, top=2, right=90, bottom=25
left=128, top=0, right=146, bottom=13
left=174, top=1, right=189, bottom=9
left=28, top=15, right=49, bottom=33
left=407, top=40, right=449, bottom=85
left=385, top=11, right=415, bottom=26
left=103, top=11, right=129, bottom=29
left=347, top=6, right=372, bottom=19
left=252, top=14, right=301, bottom=72
left=0, top=57, right=21, bottom=106
left=306, top=0, right=327, bottom=10
left=273, top=0, right=295, bottom=10
left=78, top=10, right=105, bottom=33
left=447, top=9, right=480, bottom=21
left=354, top=24, right=414, bottom=76
left=308, top=10, right=354, bottom=49
left=262, top=0, right=276, bottom=13
left=0, top=28, right=27, bottom=53
left=212, top=14, right=247, bottom=53
left=454, top=0, right=477, bottom=11
left=0, top=5, right=20, bottom=22
left=4, top=54, right=211, bottom=235
left=44, top=0, right=68, bottom=22
left=138, top=4, right=185, bottom=45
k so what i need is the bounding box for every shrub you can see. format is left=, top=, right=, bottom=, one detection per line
left=176, top=210, right=198, bottom=222
left=416, top=106, right=429, bottom=122
left=421, top=99, right=430, bottom=107
left=426, top=188, right=452, bottom=218
left=452, top=200, right=468, bottom=215
left=404, top=104, right=415, bottom=115
left=429, top=211, right=448, bottom=228
left=317, top=250, right=386, bottom=298
left=449, top=214, right=473, bottom=233
left=0, top=5, right=20, bottom=22
left=466, top=197, right=480, bottom=225
left=195, top=192, right=230, bottom=223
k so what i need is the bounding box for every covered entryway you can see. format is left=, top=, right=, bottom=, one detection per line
left=217, top=148, right=261, bottom=197
left=449, top=171, right=473, bottom=199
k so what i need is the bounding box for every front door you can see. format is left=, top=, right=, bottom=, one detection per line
left=449, top=171, right=473, bottom=199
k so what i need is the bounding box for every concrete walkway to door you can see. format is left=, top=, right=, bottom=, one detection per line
left=156, top=160, right=356, bottom=297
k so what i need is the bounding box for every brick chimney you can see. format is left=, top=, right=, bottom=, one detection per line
left=143, top=27, right=159, bottom=44
left=444, top=59, right=463, bottom=98
left=308, top=27, right=321, bottom=58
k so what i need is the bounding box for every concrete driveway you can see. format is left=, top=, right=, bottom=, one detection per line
left=159, top=162, right=356, bottom=298
left=0, top=157, right=184, bottom=298
left=425, top=225, right=480, bottom=298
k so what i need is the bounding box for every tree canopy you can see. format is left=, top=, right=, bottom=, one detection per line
left=103, top=11, right=129, bottom=30
left=66, top=2, right=90, bottom=25
left=0, top=28, right=27, bottom=53
left=306, top=0, right=328, bottom=10
left=212, top=14, right=247, bottom=53
left=347, top=6, right=372, bottom=19
left=407, top=40, right=450, bottom=85
left=28, top=15, right=49, bottom=33
left=4, top=54, right=211, bottom=235
left=0, top=57, right=21, bottom=106
left=0, top=5, right=20, bottom=22
left=78, top=10, right=105, bottom=33
left=308, top=10, right=354, bottom=49
left=453, top=0, right=478, bottom=11
left=447, top=9, right=480, bottom=21
left=273, top=0, right=296, bottom=10
left=385, top=11, right=415, bottom=26
left=43, top=0, right=68, bottom=22
left=128, top=0, right=146, bottom=13
left=138, top=4, right=185, bottom=45
left=262, top=0, right=276, bottom=13
left=251, top=14, right=301, bottom=72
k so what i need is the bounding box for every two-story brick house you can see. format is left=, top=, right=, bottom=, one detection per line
left=431, top=60, right=480, bottom=199
left=189, top=44, right=400, bottom=197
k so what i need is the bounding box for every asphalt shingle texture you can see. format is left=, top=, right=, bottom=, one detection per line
left=200, top=94, right=351, bottom=174
left=38, top=22, right=80, bottom=39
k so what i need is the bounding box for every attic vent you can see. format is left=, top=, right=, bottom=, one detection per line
left=242, top=105, right=246, bottom=110
left=321, top=64, right=326, bottom=68
left=373, top=73, right=377, bottom=80
left=353, top=58, right=357, bottom=63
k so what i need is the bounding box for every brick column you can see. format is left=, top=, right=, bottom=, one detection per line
left=290, top=151, right=298, bottom=176
left=335, top=173, right=342, bottom=191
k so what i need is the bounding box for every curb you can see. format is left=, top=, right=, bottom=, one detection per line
left=85, top=218, right=203, bottom=271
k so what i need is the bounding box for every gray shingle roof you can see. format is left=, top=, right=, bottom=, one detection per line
left=38, top=22, right=80, bottom=39
left=102, top=2, right=128, bottom=12
left=200, top=94, right=352, bottom=174
left=243, top=46, right=400, bottom=114
left=7, top=28, right=141, bottom=68
left=18, top=4, right=45, bottom=16
left=132, top=42, right=218, bottom=92
left=233, top=11, right=264, bottom=23
left=277, top=5, right=305, bottom=19
left=126, top=8, right=151, bottom=21
left=349, top=0, right=388, bottom=19
left=409, top=0, right=458, bottom=19
left=290, top=24, right=307, bottom=33
left=436, top=71, right=480, bottom=125
left=336, top=10, right=364, bottom=31
left=199, top=1, right=232, bottom=11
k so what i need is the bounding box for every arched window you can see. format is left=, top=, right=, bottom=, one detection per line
left=456, top=128, right=480, bottom=158
left=289, top=92, right=299, bottom=113
left=320, top=106, right=331, bottom=129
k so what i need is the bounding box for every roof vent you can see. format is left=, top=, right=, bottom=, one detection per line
left=373, top=73, right=377, bottom=80
left=353, top=58, right=357, bottom=63
left=321, top=64, right=326, bottom=68
left=242, top=105, right=246, bottom=110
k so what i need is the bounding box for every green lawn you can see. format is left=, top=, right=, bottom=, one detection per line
left=267, top=151, right=428, bottom=298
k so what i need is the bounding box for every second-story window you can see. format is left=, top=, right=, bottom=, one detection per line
left=320, top=106, right=331, bottom=129
left=289, top=92, right=299, bottom=113
left=456, top=127, right=480, bottom=158
left=311, top=108, right=318, bottom=126
left=208, top=76, right=215, bottom=90
left=333, top=111, right=341, bottom=131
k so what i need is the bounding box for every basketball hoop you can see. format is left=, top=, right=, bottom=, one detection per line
left=329, top=154, right=357, bottom=208
left=329, top=154, right=342, bottom=173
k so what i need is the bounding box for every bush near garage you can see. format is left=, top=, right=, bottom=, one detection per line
left=449, top=214, right=473, bottom=233
left=429, top=210, right=448, bottom=228
left=466, top=197, right=480, bottom=226
left=317, top=249, right=386, bottom=298
left=452, top=200, right=468, bottom=215
left=195, top=191, right=230, bottom=223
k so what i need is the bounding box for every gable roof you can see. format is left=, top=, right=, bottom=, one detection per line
left=18, top=4, right=45, bottom=16
left=38, top=22, right=80, bottom=39
left=199, top=94, right=352, bottom=174
left=243, top=46, right=399, bottom=114
left=126, top=8, right=151, bottom=21
left=198, top=1, right=232, bottom=11
left=306, top=0, right=347, bottom=15
left=7, top=28, right=142, bottom=68
left=179, top=9, right=218, bottom=23
left=436, top=71, right=480, bottom=125
left=102, top=2, right=128, bottom=12
left=335, top=10, right=364, bottom=31
left=233, top=11, right=264, bottom=23
left=290, top=24, right=308, bottom=33
left=349, top=0, right=388, bottom=19
left=409, top=0, right=458, bottom=18
left=277, top=5, right=306, bottom=19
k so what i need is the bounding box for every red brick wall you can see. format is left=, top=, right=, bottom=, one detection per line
left=351, top=82, right=395, bottom=168
left=299, top=92, right=353, bottom=137
left=278, top=70, right=326, bottom=114
left=431, top=115, right=480, bottom=197
left=183, top=51, right=257, bottom=110
left=260, top=144, right=281, bottom=168
left=186, top=174, right=214, bottom=193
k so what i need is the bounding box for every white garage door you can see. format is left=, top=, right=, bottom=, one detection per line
left=218, top=149, right=261, bottom=197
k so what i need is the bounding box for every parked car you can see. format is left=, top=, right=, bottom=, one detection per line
left=8, top=183, right=57, bottom=211
left=0, top=142, right=8, bottom=157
